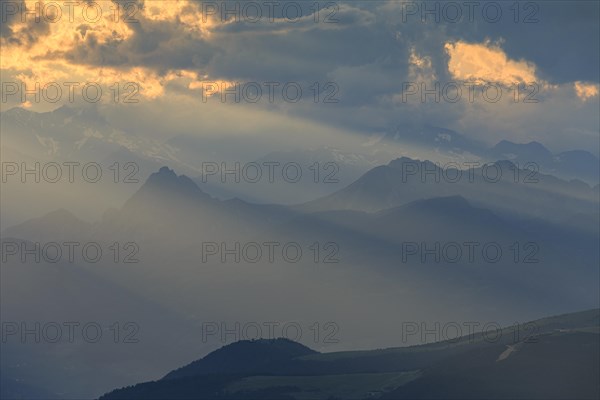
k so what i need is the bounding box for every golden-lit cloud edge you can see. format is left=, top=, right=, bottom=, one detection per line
left=1, top=2, right=598, bottom=108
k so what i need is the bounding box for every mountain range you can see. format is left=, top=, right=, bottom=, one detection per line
left=2, top=106, right=598, bottom=228
left=2, top=149, right=599, bottom=399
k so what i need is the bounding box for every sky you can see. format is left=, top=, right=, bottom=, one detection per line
left=1, top=0, right=599, bottom=153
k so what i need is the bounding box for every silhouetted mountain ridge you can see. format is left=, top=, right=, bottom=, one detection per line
left=489, top=140, right=599, bottom=183
left=300, top=157, right=599, bottom=229
left=164, top=339, right=317, bottom=380
left=100, top=309, right=600, bottom=400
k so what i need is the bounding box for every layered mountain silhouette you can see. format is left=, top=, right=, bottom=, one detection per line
left=299, top=157, right=599, bottom=229
left=3, top=159, right=599, bottom=399
left=193, top=147, right=381, bottom=205
left=489, top=140, right=600, bottom=184
left=5, top=162, right=598, bottom=299
left=100, top=309, right=600, bottom=400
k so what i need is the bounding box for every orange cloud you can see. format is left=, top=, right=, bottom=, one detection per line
left=0, top=0, right=221, bottom=103
left=574, top=81, right=599, bottom=101
left=445, top=41, right=538, bottom=85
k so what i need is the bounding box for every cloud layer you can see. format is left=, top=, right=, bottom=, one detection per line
left=1, top=0, right=598, bottom=152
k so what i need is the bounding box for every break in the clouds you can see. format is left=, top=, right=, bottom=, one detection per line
left=0, top=0, right=598, bottom=152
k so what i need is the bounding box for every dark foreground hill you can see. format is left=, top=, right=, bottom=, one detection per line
left=100, top=309, right=600, bottom=400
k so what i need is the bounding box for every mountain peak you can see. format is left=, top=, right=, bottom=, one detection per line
left=121, top=167, right=213, bottom=214
left=388, top=156, right=416, bottom=166
left=163, top=338, right=317, bottom=380
left=145, top=167, right=202, bottom=193
left=492, top=140, right=552, bottom=156
left=387, top=157, right=442, bottom=171
left=158, top=166, right=176, bottom=176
